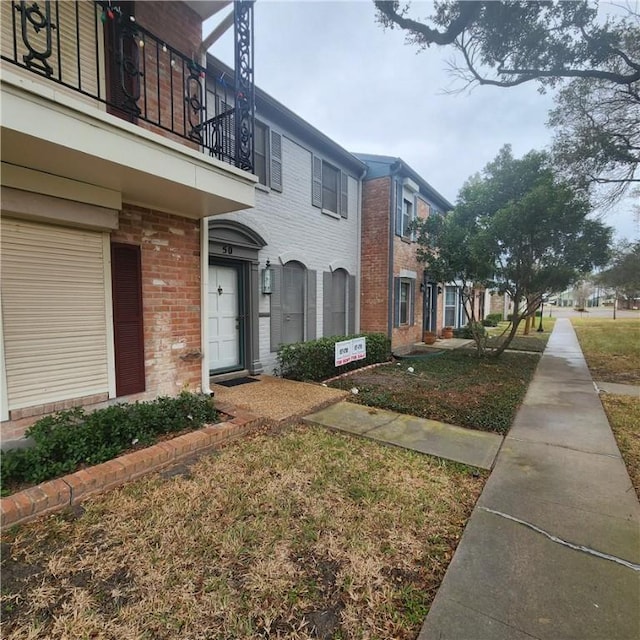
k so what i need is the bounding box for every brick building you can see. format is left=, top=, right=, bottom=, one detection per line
left=354, top=154, right=454, bottom=352
left=0, top=1, right=256, bottom=442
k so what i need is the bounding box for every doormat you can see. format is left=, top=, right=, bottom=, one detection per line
left=216, top=377, right=259, bottom=388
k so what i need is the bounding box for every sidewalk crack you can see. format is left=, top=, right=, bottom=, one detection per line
left=480, top=507, right=640, bottom=572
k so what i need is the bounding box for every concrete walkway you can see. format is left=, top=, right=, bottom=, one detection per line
left=419, top=318, right=640, bottom=640
left=595, top=380, right=640, bottom=398
left=303, top=402, right=503, bottom=470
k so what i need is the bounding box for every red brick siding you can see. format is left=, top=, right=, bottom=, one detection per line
left=360, top=177, right=391, bottom=334
left=112, top=204, right=202, bottom=397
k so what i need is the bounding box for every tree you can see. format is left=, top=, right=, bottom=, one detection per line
left=548, top=23, right=639, bottom=207
left=374, top=1, right=640, bottom=89
left=414, top=145, right=612, bottom=356
left=597, top=240, right=640, bottom=316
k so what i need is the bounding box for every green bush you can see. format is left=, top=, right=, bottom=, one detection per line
left=1, top=392, right=218, bottom=492
left=454, top=322, right=487, bottom=339
left=277, top=333, right=391, bottom=382
left=483, top=313, right=502, bottom=327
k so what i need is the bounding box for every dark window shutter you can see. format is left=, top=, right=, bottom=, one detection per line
left=312, top=155, right=322, bottom=208
left=410, top=280, right=416, bottom=326
left=393, top=277, right=400, bottom=328
left=270, top=264, right=283, bottom=352
left=348, top=274, right=357, bottom=334
left=340, top=172, right=349, bottom=218
left=323, top=271, right=333, bottom=337
left=270, top=130, right=283, bottom=192
left=412, top=194, right=418, bottom=241
left=111, top=243, right=145, bottom=396
left=395, top=180, right=403, bottom=237
left=306, top=269, right=317, bottom=340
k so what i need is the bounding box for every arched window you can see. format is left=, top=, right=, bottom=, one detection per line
left=332, top=268, right=348, bottom=336
left=282, top=261, right=305, bottom=345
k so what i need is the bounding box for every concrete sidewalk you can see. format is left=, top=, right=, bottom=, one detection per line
left=420, top=318, right=640, bottom=640
left=304, top=402, right=503, bottom=470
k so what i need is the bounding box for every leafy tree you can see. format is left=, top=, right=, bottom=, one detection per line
left=375, top=1, right=640, bottom=203
left=597, top=240, right=640, bottom=315
left=414, top=145, right=612, bottom=356
left=548, top=22, right=639, bottom=207
left=374, top=1, right=640, bottom=88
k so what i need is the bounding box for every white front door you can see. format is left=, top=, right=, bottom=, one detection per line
left=208, top=265, right=241, bottom=372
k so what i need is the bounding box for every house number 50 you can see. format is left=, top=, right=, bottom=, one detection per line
left=222, top=244, right=233, bottom=255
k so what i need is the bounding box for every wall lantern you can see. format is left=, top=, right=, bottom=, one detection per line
left=261, top=258, right=273, bottom=295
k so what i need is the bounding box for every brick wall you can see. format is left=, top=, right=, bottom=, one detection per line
left=2, top=206, right=202, bottom=442
left=113, top=204, right=202, bottom=396
left=360, top=177, right=391, bottom=335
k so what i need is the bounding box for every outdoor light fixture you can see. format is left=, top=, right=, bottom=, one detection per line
left=261, top=259, right=273, bottom=294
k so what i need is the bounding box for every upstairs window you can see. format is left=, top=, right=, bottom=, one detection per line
left=254, top=121, right=268, bottom=186
left=402, top=198, right=413, bottom=238
left=312, top=156, right=349, bottom=218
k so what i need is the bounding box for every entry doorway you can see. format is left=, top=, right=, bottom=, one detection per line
left=423, top=283, right=437, bottom=332
left=208, top=263, right=244, bottom=374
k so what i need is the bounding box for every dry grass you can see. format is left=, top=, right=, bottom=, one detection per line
left=601, top=395, right=640, bottom=499
left=571, top=318, right=640, bottom=384
left=1, top=424, right=486, bottom=640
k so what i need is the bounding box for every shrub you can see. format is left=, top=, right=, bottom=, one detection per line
left=483, top=313, right=502, bottom=327
left=454, top=322, right=487, bottom=339
left=277, top=333, right=391, bottom=382
left=0, top=392, right=218, bottom=492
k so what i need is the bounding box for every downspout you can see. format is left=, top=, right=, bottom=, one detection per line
left=387, top=161, right=402, bottom=340
left=356, top=163, right=367, bottom=334
left=201, top=217, right=212, bottom=395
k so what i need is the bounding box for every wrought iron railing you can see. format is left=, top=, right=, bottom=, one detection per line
left=1, top=0, right=254, bottom=172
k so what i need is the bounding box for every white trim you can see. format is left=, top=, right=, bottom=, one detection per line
left=201, top=218, right=212, bottom=394
left=103, top=234, right=116, bottom=399
left=403, top=177, right=419, bottom=193
left=278, top=251, right=308, bottom=267
left=0, top=292, right=9, bottom=423
left=329, top=260, right=351, bottom=273
left=399, top=269, right=417, bottom=279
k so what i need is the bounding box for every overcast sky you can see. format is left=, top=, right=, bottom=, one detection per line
left=207, top=0, right=638, bottom=241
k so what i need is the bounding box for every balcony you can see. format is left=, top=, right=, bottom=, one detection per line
left=0, top=0, right=256, bottom=219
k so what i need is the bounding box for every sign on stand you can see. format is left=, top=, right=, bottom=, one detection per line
left=334, top=337, right=367, bottom=367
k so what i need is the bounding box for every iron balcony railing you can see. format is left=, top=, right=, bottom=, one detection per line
left=1, top=0, right=253, bottom=172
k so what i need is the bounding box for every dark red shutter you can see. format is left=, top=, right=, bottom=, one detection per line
left=111, top=243, right=145, bottom=396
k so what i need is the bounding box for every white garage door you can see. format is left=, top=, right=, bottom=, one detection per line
left=1, top=217, right=110, bottom=410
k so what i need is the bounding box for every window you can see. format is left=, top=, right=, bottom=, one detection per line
left=394, top=277, right=414, bottom=327
left=400, top=281, right=410, bottom=324
left=312, top=156, right=348, bottom=217
left=322, top=161, right=339, bottom=213
left=254, top=121, right=268, bottom=186
left=444, top=285, right=458, bottom=327
left=402, top=198, right=412, bottom=238
left=332, top=268, right=347, bottom=336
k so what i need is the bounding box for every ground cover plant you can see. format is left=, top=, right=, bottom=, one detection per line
left=1, top=393, right=218, bottom=495
left=330, top=351, right=540, bottom=433
left=483, top=318, right=557, bottom=353
left=1, top=424, right=486, bottom=640
left=600, top=395, right=640, bottom=499
left=571, top=318, right=640, bottom=384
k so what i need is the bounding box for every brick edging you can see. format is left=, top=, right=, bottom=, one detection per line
left=1, top=414, right=262, bottom=529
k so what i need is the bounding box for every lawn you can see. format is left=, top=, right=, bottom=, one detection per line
left=1, top=424, right=486, bottom=640
left=600, top=395, right=640, bottom=499
left=571, top=318, right=640, bottom=384
left=330, top=351, right=540, bottom=434
left=484, top=317, right=557, bottom=353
